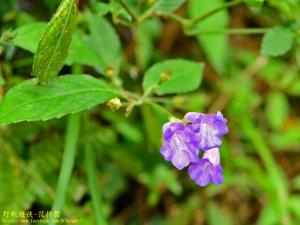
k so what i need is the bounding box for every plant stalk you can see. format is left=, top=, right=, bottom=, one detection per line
left=186, top=28, right=269, bottom=36
left=49, top=113, right=80, bottom=225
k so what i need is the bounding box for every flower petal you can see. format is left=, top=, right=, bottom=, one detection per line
left=188, top=148, right=224, bottom=186
left=188, top=159, right=211, bottom=186
left=203, top=147, right=220, bottom=165
left=184, top=111, right=229, bottom=150
left=171, top=150, right=191, bottom=170
left=210, top=164, right=224, bottom=184
left=161, top=121, right=200, bottom=170
left=163, top=122, right=184, bottom=140
left=160, top=144, right=173, bottom=161
left=198, top=122, right=222, bottom=150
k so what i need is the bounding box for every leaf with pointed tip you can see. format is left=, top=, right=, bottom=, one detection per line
left=261, top=26, right=293, bottom=57
left=0, top=75, right=123, bottom=125
left=31, top=0, right=78, bottom=83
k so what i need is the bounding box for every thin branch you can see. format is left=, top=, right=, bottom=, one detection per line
left=137, top=1, right=160, bottom=23
left=186, top=28, right=269, bottom=36
left=153, top=11, right=189, bottom=25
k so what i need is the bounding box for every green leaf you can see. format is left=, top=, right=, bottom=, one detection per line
left=11, top=22, right=47, bottom=52
left=16, top=11, right=37, bottom=27
left=143, top=59, right=204, bottom=95
left=261, top=26, right=294, bottom=57
left=65, top=32, right=103, bottom=66
left=96, top=2, right=112, bottom=16
left=265, top=92, right=289, bottom=130
left=11, top=23, right=103, bottom=66
left=188, top=0, right=229, bottom=73
left=155, top=0, right=186, bottom=12
left=31, top=0, right=78, bottom=83
left=0, top=75, right=123, bottom=125
left=85, top=11, right=122, bottom=75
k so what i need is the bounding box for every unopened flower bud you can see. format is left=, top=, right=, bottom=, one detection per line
left=106, top=98, right=122, bottom=110
left=106, top=66, right=114, bottom=77
left=160, top=70, right=172, bottom=83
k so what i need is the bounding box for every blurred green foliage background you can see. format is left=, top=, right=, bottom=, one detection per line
left=1, top=0, right=300, bottom=225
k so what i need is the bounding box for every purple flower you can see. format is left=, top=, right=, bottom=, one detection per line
left=160, top=122, right=200, bottom=170
left=188, top=148, right=224, bottom=186
left=184, top=111, right=228, bottom=150
left=160, top=111, right=228, bottom=187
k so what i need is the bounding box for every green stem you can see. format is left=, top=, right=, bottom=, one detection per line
left=153, top=11, right=189, bottom=25
left=139, top=85, right=157, bottom=103
left=119, top=0, right=139, bottom=22
left=189, top=0, right=243, bottom=27
left=138, top=1, right=160, bottom=23
left=49, top=113, right=81, bottom=225
left=84, top=141, right=108, bottom=225
left=125, top=85, right=156, bottom=117
left=111, top=0, right=132, bottom=26
left=186, top=27, right=269, bottom=36
left=222, top=27, right=269, bottom=35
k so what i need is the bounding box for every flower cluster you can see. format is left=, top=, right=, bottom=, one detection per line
left=160, top=111, right=228, bottom=187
